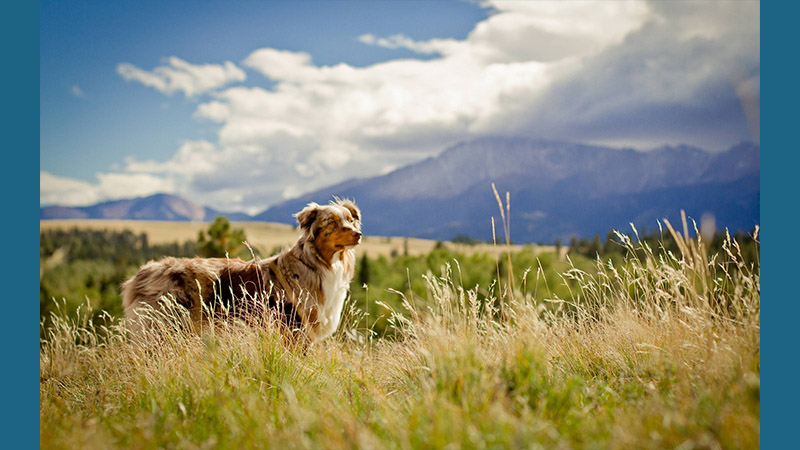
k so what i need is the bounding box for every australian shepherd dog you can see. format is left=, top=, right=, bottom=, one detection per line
left=121, top=198, right=362, bottom=343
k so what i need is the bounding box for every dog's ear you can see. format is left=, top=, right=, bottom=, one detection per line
left=337, top=198, right=361, bottom=222
left=294, top=202, right=320, bottom=230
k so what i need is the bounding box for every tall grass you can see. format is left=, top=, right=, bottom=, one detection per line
left=40, top=215, right=759, bottom=449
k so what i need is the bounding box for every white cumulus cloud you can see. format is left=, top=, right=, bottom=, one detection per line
left=117, top=56, right=246, bottom=97
left=41, top=172, right=101, bottom=206
left=41, top=171, right=177, bottom=207
left=46, top=0, right=757, bottom=214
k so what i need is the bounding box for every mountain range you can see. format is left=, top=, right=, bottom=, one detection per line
left=42, top=137, right=760, bottom=243
left=40, top=193, right=251, bottom=222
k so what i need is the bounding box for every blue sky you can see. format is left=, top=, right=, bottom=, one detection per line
left=40, top=0, right=760, bottom=214
left=40, top=1, right=485, bottom=179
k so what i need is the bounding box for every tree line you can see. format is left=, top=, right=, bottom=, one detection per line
left=564, top=227, right=759, bottom=264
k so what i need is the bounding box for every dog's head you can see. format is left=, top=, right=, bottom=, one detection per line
left=294, top=198, right=362, bottom=256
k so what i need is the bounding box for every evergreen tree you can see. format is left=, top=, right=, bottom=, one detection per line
left=197, top=216, right=247, bottom=258
left=603, top=230, right=617, bottom=255
left=568, top=236, right=579, bottom=254
left=358, top=254, right=370, bottom=287
left=588, top=234, right=601, bottom=257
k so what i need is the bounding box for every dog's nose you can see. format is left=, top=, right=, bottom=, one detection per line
left=352, top=231, right=362, bottom=240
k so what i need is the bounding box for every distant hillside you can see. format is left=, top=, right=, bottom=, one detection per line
left=255, top=137, right=759, bottom=243
left=41, top=138, right=759, bottom=243
left=40, top=193, right=252, bottom=222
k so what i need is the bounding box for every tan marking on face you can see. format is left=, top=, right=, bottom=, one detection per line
left=311, top=205, right=362, bottom=265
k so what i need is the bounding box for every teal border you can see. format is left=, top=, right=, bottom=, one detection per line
left=5, top=1, right=39, bottom=448
left=761, top=2, right=793, bottom=449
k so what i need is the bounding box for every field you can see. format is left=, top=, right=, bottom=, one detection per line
left=39, top=217, right=759, bottom=449
left=40, top=219, right=540, bottom=259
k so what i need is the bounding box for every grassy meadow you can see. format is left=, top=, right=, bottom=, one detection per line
left=40, top=215, right=759, bottom=449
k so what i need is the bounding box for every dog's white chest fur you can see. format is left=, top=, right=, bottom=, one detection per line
left=316, top=255, right=349, bottom=341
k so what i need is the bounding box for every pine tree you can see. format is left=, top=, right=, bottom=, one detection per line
left=358, top=254, right=370, bottom=287
left=603, top=230, right=617, bottom=255
left=568, top=236, right=578, bottom=254
left=197, top=216, right=247, bottom=258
